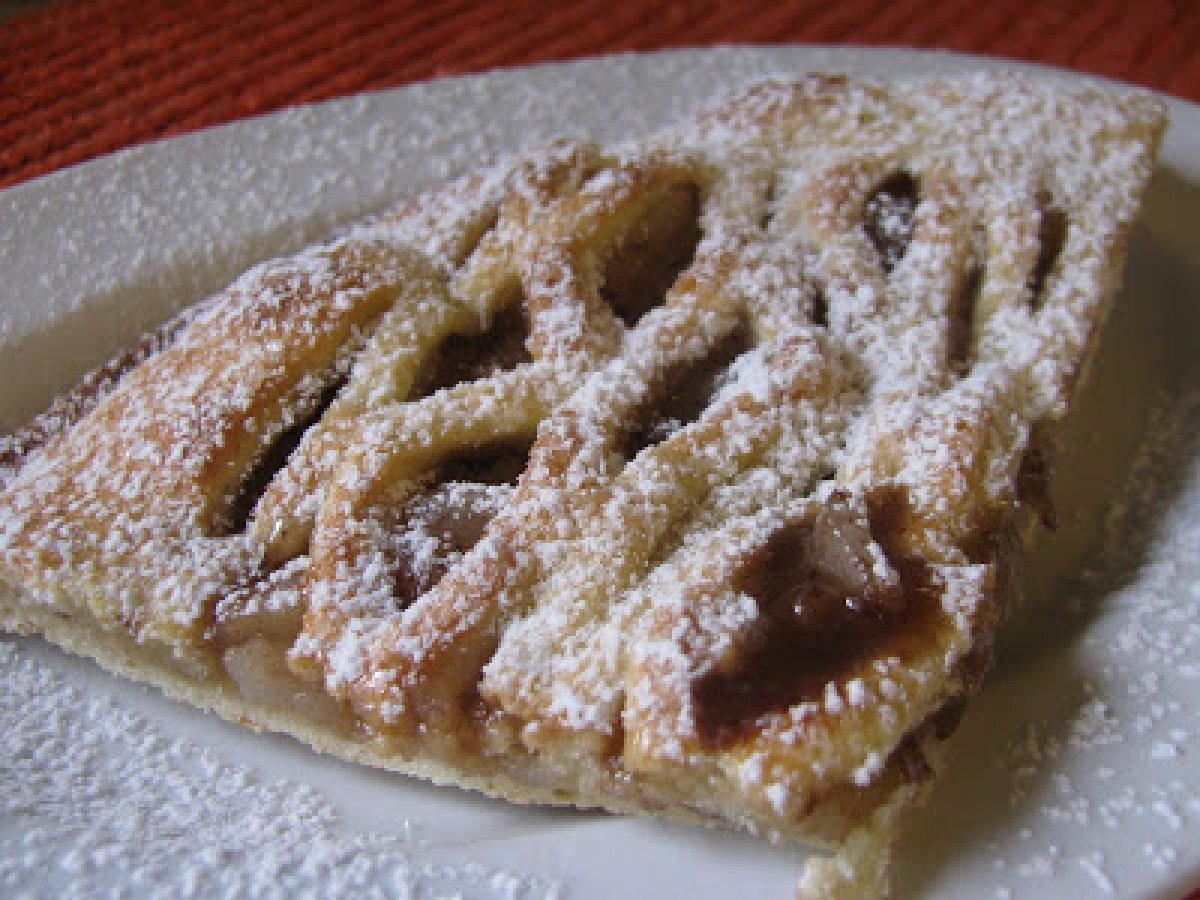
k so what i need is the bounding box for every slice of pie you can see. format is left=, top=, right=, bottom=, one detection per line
left=0, top=73, right=1164, bottom=894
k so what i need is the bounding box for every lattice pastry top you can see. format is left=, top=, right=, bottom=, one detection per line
left=0, top=73, right=1164, bottom=894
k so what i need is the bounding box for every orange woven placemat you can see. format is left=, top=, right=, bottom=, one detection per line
left=2, top=0, right=1199, bottom=188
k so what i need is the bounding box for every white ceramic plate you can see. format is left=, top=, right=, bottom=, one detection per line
left=2, top=47, right=1198, bottom=899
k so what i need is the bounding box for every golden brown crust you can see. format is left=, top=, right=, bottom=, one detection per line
left=0, top=72, right=1166, bottom=890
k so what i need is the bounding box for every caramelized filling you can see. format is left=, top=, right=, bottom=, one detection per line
left=600, top=181, right=702, bottom=326
left=864, top=172, right=919, bottom=273
left=210, top=559, right=354, bottom=728
left=218, top=374, right=346, bottom=536
left=412, top=289, right=532, bottom=399
left=947, top=263, right=983, bottom=375
left=1029, top=200, right=1067, bottom=308
left=436, top=438, right=533, bottom=486
left=620, top=323, right=754, bottom=461
left=391, top=438, right=533, bottom=608
left=223, top=637, right=353, bottom=729
left=759, top=176, right=780, bottom=231
left=693, top=489, right=944, bottom=748
left=810, top=283, right=829, bottom=329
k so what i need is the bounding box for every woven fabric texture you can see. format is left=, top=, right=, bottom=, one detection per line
left=2, top=0, right=1198, bottom=188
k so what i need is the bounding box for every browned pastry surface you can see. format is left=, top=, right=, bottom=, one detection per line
left=0, top=73, right=1165, bottom=895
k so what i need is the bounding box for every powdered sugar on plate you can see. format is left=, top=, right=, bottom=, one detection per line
left=0, top=640, right=562, bottom=899
left=893, top=364, right=1200, bottom=896
left=979, top=386, right=1200, bottom=896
